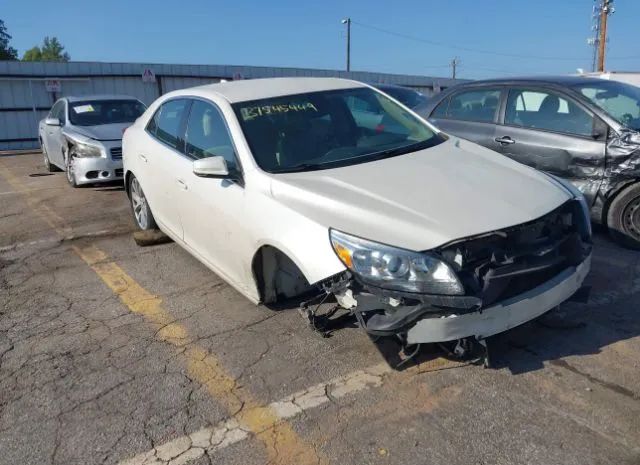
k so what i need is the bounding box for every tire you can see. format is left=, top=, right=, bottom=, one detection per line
left=606, top=182, right=640, bottom=250
left=129, top=175, right=157, bottom=230
left=64, top=149, right=79, bottom=188
left=42, top=143, right=59, bottom=172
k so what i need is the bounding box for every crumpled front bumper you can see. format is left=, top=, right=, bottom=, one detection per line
left=74, top=155, right=123, bottom=185
left=405, top=253, right=591, bottom=343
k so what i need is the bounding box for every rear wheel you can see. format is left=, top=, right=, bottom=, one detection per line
left=607, top=183, right=640, bottom=250
left=129, top=175, right=157, bottom=230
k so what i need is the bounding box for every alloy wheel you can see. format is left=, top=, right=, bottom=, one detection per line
left=622, top=196, right=640, bottom=242
left=130, top=178, right=149, bottom=229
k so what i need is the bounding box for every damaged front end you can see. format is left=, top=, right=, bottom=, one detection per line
left=322, top=199, right=592, bottom=347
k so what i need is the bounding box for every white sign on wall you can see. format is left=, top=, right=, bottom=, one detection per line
left=45, top=79, right=62, bottom=92
left=142, top=68, right=156, bottom=83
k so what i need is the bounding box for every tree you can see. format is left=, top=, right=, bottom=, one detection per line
left=22, top=36, right=70, bottom=62
left=22, top=46, right=42, bottom=61
left=0, top=19, right=18, bottom=60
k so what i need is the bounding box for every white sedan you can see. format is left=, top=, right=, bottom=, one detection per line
left=122, top=77, right=592, bottom=350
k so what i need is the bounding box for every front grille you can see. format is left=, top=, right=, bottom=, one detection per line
left=115, top=168, right=124, bottom=177
left=110, top=147, right=122, bottom=160
left=438, top=200, right=590, bottom=306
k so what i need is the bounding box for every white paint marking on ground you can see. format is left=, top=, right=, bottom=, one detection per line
left=118, top=363, right=391, bottom=465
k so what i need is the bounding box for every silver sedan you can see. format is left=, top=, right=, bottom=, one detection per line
left=38, top=95, right=146, bottom=187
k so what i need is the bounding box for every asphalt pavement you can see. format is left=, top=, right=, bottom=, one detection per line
left=1, top=152, right=639, bottom=465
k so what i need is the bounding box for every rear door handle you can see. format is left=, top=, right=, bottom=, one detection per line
left=176, top=179, right=188, bottom=190
left=139, top=154, right=148, bottom=163
left=495, top=136, right=515, bottom=145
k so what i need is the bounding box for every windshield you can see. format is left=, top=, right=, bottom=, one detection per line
left=69, top=99, right=146, bottom=126
left=233, top=87, right=443, bottom=173
left=377, top=85, right=429, bottom=109
left=572, top=80, right=640, bottom=131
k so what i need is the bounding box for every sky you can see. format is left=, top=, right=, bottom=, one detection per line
left=2, top=0, right=640, bottom=80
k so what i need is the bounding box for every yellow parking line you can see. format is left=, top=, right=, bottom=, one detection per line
left=0, top=160, right=326, bottom=465
left=75, top=244, right=325, bottom=464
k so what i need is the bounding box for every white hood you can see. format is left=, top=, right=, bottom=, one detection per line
left=270, top=138, right=571, bottom=251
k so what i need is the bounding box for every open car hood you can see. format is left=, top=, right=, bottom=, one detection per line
left=270, top=138, right=572, bottom=251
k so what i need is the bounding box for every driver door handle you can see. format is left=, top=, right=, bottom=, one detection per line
left=139, top=154, right=148, bottom=163
left=495, top=136, right=516, bottom=145
left=176, top=179, right=188, bottom=190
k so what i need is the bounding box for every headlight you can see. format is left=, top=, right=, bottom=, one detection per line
left=330, top=229, right=464, bottom=295
left=73, top=141, right=103, bottom=158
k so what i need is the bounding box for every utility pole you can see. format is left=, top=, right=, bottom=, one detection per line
left=450, top=57, right=460, bottom=79
left=341, top=18, right=351, bottom=72
left=596, top=0, right=614, bottom=72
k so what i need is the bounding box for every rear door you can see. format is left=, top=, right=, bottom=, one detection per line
left=494, top=87, right=607, bottom=205
left=428, top=87, right=503, bottom=148
left=142, top=98, right=190, bottom=238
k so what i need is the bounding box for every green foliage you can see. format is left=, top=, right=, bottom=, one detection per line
left=22, top=46, right=42, bottom=62
left=22, top=36, right=70, bottom=62
left=0, top=19, right=18, bottom=60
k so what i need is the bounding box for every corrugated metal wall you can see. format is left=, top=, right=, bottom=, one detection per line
left=0, top=61, right=465, bottom=151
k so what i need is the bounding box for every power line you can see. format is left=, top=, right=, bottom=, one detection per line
left=351, top=20, right=639, bottom=62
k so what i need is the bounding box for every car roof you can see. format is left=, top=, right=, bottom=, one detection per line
left=180, top=77, right=367, bottom=103
left=65, top=94, right=139, bottom=103
left=450, top=75, right=607, bottom=88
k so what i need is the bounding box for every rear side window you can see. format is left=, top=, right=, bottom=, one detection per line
left=505, top=88, right=594, bottom=137
left=435, top=89, right=501, bottom=123
left=147, top=99, right=189, bottom=150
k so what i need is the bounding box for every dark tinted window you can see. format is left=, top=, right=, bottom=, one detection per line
left=505, top=88, right=594, bottom=136
left=147, top=99, right=189, bottom=150
left=184, top=100, right=237, bottom=170
left=445, top=89, right=501, bottom=123
left=233, top=87, right=441, bottom=173
left=69, top=100, right=146, bottom=126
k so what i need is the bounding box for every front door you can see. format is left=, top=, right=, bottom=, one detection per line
left=44, top=100, right=66, bottom=167
left=179, top=98, right=248, bottom=288
left=494, top=87, right=607, bottom=205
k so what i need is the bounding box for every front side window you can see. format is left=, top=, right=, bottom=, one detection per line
left=50, top=101, right=64, bottom=122
left=69, top=100, right=146, bottom=126
left=184, top=100, right=237, bottom=170
left=233, top=87, right=443, bottom=173
left=505, top=88, right=594, bottom=136
left=572, top=80, right=640, bottom=131
left=435, top=89, right=501, bottom=123
left=147, top=99, right=189, bottom=150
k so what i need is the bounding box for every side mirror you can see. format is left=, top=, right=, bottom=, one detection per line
left=45, top=117, right=61, bottom=126
left=193, top=156, right=230, bottom=178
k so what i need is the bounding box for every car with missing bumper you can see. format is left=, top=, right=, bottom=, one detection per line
left=39, top=95, right=146, bottom=187
left=122, top=77, right=592, bottom=352
left=419, top=76, right=640, bottom=249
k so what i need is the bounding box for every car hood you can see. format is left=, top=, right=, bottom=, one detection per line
left=67, top=123, right=131, bottom=141
left=269, top=138, right=572, bottom=251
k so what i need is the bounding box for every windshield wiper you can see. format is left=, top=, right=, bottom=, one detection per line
left=270, top=163, right=326, bottom=173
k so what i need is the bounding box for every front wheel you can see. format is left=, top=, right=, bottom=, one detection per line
left=42, top=143, right=58, bottom=172
left=129, top=175, right=157, bottom=230
left=64, top=149, right=79, bottom=188
left=607, top=183, right=640, bottom=250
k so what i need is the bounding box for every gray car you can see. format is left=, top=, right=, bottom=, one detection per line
left=39, top=95, right=146, bottom=187
left=419, top=76, right=640, bottom=249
